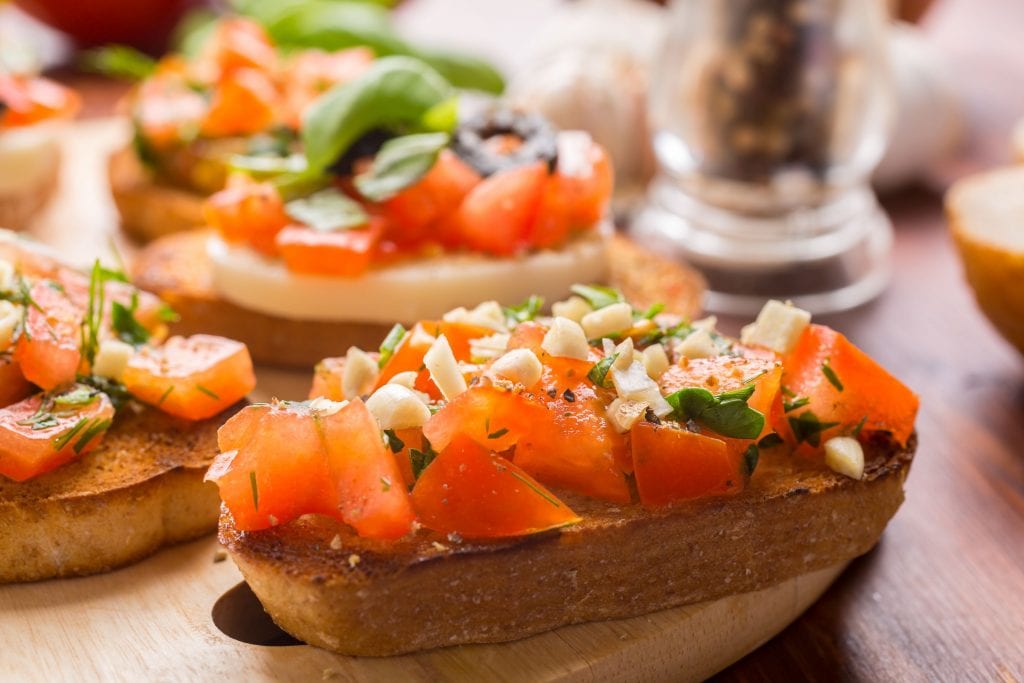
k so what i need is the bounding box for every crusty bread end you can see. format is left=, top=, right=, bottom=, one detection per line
left=0, top=149, right=60, bottom=232
left=109, top=147, right=206, bottom=243
left=0, top=406, right=232, bottom=583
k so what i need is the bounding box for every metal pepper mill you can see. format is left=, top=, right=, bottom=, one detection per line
left=631, top=0, right=894, bottom=315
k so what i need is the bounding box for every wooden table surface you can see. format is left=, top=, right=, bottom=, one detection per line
left=26, top=0, right=1024, bottom=679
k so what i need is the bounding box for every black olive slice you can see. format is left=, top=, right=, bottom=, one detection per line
left=452, top=109, right=558, bottom=177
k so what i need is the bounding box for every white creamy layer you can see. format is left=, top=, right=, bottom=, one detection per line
left=208, top=229, right=611, bottom=324
left=0, top=124, right=60, bottom=194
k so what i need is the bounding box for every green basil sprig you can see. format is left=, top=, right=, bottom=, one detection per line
left=301, top=56, right=453, bottom=177
left=284, top=188, right=368, bottom=232
left=665, top=384, right=765, bottom=440
left=354, top=132, right=450, bottom=201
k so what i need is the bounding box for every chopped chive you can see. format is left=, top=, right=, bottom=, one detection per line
left=587, top=353, right=618, bottom=388
left=487, top=427, right=509, bottom=440
left=195, top=384, right=220, bottom=400
left=73, top=418, right=112, bottom=454
left=249, top=471, right=259, bottom=510
left=378, top=323, right=406, bottom=368
left=821, top=359, right=844, bottom=392
left=851, top=415, right=868, bottom=437
left=53, top=418, right=89, bottom=451
left=157, top=385, right=174, bottom=406
left=507, top=469, right=561, bottom=508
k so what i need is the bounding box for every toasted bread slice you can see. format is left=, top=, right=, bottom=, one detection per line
left=221, top=433, right=914, bottom=656
left=0, top=405, right=234, bottom=584
left=0, top=128, right=61, bottom=232
left=109, top=147, right=206, bottom=243
left=131, top=230, right=706, bottom=368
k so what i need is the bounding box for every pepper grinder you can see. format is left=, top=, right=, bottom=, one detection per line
left=631, top=0, right=894, bottom=314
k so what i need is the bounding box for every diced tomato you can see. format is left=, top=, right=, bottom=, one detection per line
left=451, top=162, right=547, bottom=256
left=516, top=358, right=631, bottom=503
left=201, top=17, right=278, bottom=78
left=201, top=67, right=277, bottom=137
left=123, top=335, right=255, bottom=420
left=284, top=48, right=375, bottom=127
left=631, top=422, right=745, bottom=507
left=310, top=356, right=346, bottom=401
left=320, top=399, right=416, bottom=539
left=659, top=355, right=782, bottom=440
left=527, top=138, right=613, bottom=249
left=507, top=320, right=546, bottom=355
left=13, top=280, right=83, bottom=390
left=207, top=403, right=339, bottom=531
left=0, top=359, right=32, bottom=409
left=0, top=387, right=115, bottom=482
left=276, top=219, right=384, bottom=277
left=777, top=324, right=919, bottom=450
left=382, top=151, right=481, bottom=247
left=423, top=384, right=548, bottom=453
left=133, top=72, right=207, bottom=149
left=374, top=320, right=493, bottom=398
left=0, top=73, right=80, bottom=128
left=411, top=434, right=579, bottom=538
left=204, top=181, right=290, bottom=256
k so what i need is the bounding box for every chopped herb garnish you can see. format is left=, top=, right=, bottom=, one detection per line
left=285, top=188, right=368, bottom=233
left=73, top=418, right=111, bottom=453
left=758, top=433, right=784, bottom=449
left=250, top=471, right=260, bottom=511
left=783, top=396, right=810, bottom=413
left=742, top=444, right=760, bottom=476
left=665, top=382, right=765, bottom=440
left=410, top=438, right=439, bottom=480
left=111, top=291, right=150, bottom=346
left=487, top=427, right=509, bottom=440
left=781, top=385, right=796, bottom=398
left=639, top=320, right=693, bottom=347
left=157, top=303, right=180, bottom=323
left=821, top=358, right=844, bottom=392
left=53, top=386, right=98, bottom=408
left=587, top=353, right=618, bottom=388
left=504, top=295, right=544, bottom=323
left=570, top=283, right=625, bottom=310
left=80, top=261, right=107, bottom=364
left=195, top=384, right=220, bottom=400
left=787, top=411, right=840, bottom=447
left=157, top=385, right=174, bottom=406
left=637, top=302, right=665, bottom=320
left=851, top=415, right=868, bottom=438
left=383, top=429, right=405, bottom=454
left=507, top=469, right=561, bottom=508
left=52, top=418, right=89, bottom=451
left=380, top=475, right=392, bottom=492
left=378, top=323, right=406, bottom=368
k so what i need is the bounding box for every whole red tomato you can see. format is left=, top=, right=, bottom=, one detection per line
left=14, top=0, right=204, bottom=51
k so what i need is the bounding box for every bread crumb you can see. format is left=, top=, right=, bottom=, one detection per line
left=330, top=534, right=342, bottom=550
left=212, top=549, right=227, bottom=563
left=348, top=554, right=361, bottom=568
left=322, top=668, right=341, bottom=680
left=432, top=541, right=448, bottom=552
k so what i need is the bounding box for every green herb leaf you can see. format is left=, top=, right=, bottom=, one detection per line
left=410, top=437, right=438, bottom=480
left=757, top=433, right=784, bottom=449
left=487, top=427, right=509, bottom=440
left=383, top=429, right=404, bottom=454
left=665, top=384, right=765, bottom=440
left=195, top=384, right=220, bottom=400
left=73, top=418, right=112, bottom=454
left=850, top=415, right=868, bottom=438
left=787, top=411, right=840, bottom=448
left=82, top=45, right=156, bottom=80
left=742, top=444, right=760, bottom=476
left=157, top=385, right=175, bottom=406
left=111, top=294, right=150, bottom=346
left=420, top=96, right=459, bottom=133
left=228, top=153, right=308, bottom=178
left=250, top=471, right=260, bottom=511
left=285, top=188, right=368, bottom=232
left=378, top=323, right=406, bottom=368
left=638, top=302, right=665, bottom=320
left=80, top=261, right=107, bottom=365
left=301, top=56, right=453, bottom=177
left=587, top=353, right=618, bottom=388
left=821, top=358, right=844, bottom=392
left=354, top=132, right=450, bottom=202
left=157, top=304, right=180, bottom=323
left=507, top=469, right=562, bottom=508
left=53, top=387, right=98, bottom=408
left=52, top=418, right=89, bottom=451
left=639, top=320, right=693, bottom=347
left=570, top=284, right=625, bottom=310
left=783, top=396, right=810, bottom=413
left=504, top=295, right=544, bottom=324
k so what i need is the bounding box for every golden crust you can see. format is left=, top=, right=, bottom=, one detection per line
left=108, top=147, right=206, bottom=243
left=221, top=433, right=915, bottom=656
left=0, top=405, right=236, bottom=583
left=131, top=230, right=706, bottom=368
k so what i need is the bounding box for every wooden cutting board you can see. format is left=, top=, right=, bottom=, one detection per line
left=1, top=119, right=848, bottom=681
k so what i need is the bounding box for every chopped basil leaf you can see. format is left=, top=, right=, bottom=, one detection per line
left=410, top=437, right=438, bottom=481
left=587, top=353, right=618, bottom=388
left=665, top=384, right=765, bottom=440
left=195, top=384, right=220, bottom=400
left=787, top=411, right=840, bottom=447
left=284, top=188, right=368, bottom=233
left=637, top=302, right=665, bottom=320
left=52, top=418, right=89, bottom=451
left=82, top=45, right=156, bottom=80
left=383, top=429, right=405, bottom=454
left=157, top=303, right=180, bottom=323
left=758, top=433, right=784, bottom=449
left=378, top=323, right=406, bottom=368
left=53, top=387, right=98, bottom=408
left=570, top=284, right=625, bottom=310
left=821, top=359, right=844, bottom=392
left=487, top=427, right=509, bottom=440
left=504, top=295, right=544, bottom=323
left=111, top=292, right=150, bottom=346
left=354, top=131, right=450, bottom=202
left=742, top=444, right=760, bottom=476
left=73, top=418, right=112, bottom=454
left=783, top=396, right=810, bottom=413
left=639, top=320, right=693, bottom=347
